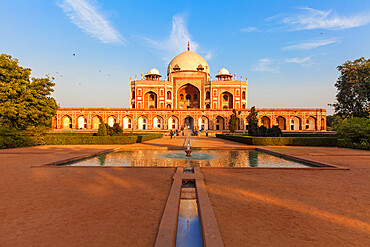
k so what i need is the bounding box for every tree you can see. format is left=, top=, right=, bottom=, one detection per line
left=0, top=54, right=58, bottom=130
left=332, top=57, right=370, bottom=118
left=246, top=106, right=258, bottom=136
left=228, top=109, right=241, bottom=134
left=97, top=121, right=108, bottom=136
left=337, top=117, right=370, bottom=147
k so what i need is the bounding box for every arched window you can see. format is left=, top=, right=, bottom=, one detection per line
left=132, top=104, right=135, bottom=108
left=180, top=94, right=184, bottom=100
left=206, top=104, right=210, bottom=109
left=132, top=90, right=135, bottom=99
left=167, top=91, right=172, bottom=99
left=223, top=95, right=228, bottom=101
left=166, top=104, right=171, bottom=109
left=206, top=91, right=210, bottom=100
left=242, top=104, right=246, bottom=109
left=242, top=91, right=246, bottom=100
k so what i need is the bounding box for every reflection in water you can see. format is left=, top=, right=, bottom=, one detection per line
left=248, top=151, right=258, bottom=167
left=176, top=199, right=203, bottom=247
left=97, top=155, right=106, bottom=166
left=66, top=150, right=313, bottom=168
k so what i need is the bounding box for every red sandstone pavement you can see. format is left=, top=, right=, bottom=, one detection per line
left=0, top=138, right=369, bottom=246
left=201, top=146, right=370, bottom=247
left=0, top=145, right=175, bottom=247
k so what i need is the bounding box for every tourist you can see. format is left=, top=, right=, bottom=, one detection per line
left=170, top=130, right=173, bottom=139
left=206, top=130, right=208, bottom=136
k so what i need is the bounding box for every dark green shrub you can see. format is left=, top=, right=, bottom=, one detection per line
left=112, top=123, right=123, bottom=135
left=97, top=121, right=108, bottom=136
left=0, top=127, right=32, bottom=149
left=246, top=106, right=258, bottom=136
left=216, top=134, right=337, bottom=146
left=337, top=117, right=370, bottom=144
left=257, top=126, right=267, bottom=136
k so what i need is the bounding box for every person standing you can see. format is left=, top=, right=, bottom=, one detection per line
left=170, top=130, right=173, bottom=139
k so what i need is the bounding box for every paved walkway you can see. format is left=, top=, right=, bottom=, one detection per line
left=0, top=137, right=369, bottom=246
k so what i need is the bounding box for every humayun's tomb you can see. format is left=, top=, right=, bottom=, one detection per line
left=53, top=45, right=326, bottom=132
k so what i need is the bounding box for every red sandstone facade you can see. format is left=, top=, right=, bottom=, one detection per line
left=53, top=49, right=326, bottom=132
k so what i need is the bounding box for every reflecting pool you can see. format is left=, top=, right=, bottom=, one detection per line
left=65, top=150, right=316, bottom=168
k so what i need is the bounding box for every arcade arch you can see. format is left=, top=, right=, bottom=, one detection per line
left=153, top=116, right=164, bottom=129
left=290, top=116, right=301, bottom=131
left=276, top=116, right=286, bottom=130
left=123, top=116, right=133, bottom=129
left=77, top=116, right=87, bottom=129
left=138, top=116, right=148, bottom=130
left=215, top=116, right=224, bottom=130
left=61, top=115, right=72, bottom=129
left=306, top=116, right=316, bottom=130
left=168, top=116, right=179, bottom=130
left=261, top=116, right=271, bottom=128
left=92, top=116, right=103, bottom=129
left=107, top=116, right=117, bottom=127
left=198, top=116, right=209, bottom=130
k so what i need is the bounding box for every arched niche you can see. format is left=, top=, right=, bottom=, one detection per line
left=220, top=91, right=233, bottom=109
left=144, top=91, right=157, bottom=109
left=177, top=84, right=200, bottom=109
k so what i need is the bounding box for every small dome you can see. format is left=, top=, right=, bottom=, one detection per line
left=167, top=51, right=210, bottom=75
left=145, top=67, right=161, bottom=77
left=216, top=67, right=231, bottom=77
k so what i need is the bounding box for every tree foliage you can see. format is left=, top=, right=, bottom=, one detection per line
left=0, top=54, right=58, bottom=130
left=332, top=57, right=370, bottom=118
left=337, top=117, right=370, bottom=145
left=97, top=121, right=108, bottom=136
left=228, top=109, right=241, bottom=134
left=247, top=106, right=258, bottom=136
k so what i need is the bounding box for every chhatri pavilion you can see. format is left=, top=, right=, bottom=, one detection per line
left=53, top=45, right=326, bottom=132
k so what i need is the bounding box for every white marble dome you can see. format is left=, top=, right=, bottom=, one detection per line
left=145, top=67, right=161, bottom=77
left=216, top=67, right=231, bottom=77
left=167, top=51, right=210, bottom=75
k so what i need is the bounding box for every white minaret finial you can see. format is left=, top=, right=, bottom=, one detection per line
left=234, top=73, right=236, bottom=79
left=135, top=75, right=137, bottom=80
left=141, top=73, right=143, bottom=79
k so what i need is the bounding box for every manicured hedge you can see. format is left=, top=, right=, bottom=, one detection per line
left=42, top=133, right=163, bottom=145
left=337, top=138, right=370, bottom=150
left=136, top=133, right=163, bottom=143
left=0, top=131, right=164, bottom=149
left=281, top=133, right=337, bottom=137
left=216, top=134, right=338, bottom=146
left=42, top=135, right=138, bottom=145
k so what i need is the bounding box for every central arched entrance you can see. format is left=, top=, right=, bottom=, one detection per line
left=184, top=116, right=194, bottom=129
left=177, top=84, right=200, bottom=109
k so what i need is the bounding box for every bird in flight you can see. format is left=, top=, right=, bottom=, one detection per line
left=73, top=53, right=76, bottom=56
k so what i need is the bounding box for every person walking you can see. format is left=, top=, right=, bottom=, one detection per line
left=170, top=130, right=173, bottom=139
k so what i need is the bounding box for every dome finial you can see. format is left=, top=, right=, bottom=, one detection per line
left=187, top=41, right=190, bottom=51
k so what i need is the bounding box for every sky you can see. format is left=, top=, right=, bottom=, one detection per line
left=1, top=0, right=370, bottom=115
